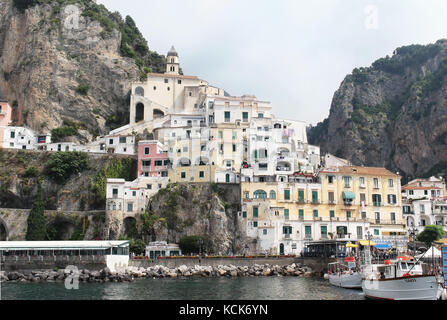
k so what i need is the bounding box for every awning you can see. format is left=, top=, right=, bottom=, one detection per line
left=346, top=243, right=358, bottom=248
left=342, top=192, right=356, bottom=200
left=375, top=244, right=391, bottom=249
left=359, top=240, right=377, bottom=246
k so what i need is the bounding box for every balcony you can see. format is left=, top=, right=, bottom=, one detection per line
left=141, top=166, right=151, bottom=171
left=373, top=202, right=382, bottom=207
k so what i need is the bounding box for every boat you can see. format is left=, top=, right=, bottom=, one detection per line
left=328, top=257, right=362, bottom=289
left=362, top=256, right=439, bottom=300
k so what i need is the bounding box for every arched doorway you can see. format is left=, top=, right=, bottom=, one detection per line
left=153, top=109, right=165, bottom=119
left=135, top=103, right=145, bottom=122
left=0, top=219, right=8, bottom=241
left=226, top=174, right=231, bottom=183
left=279, top=243, right=285, bottom=255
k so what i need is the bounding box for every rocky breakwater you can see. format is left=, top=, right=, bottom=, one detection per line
left=0, top=263, right=315, bottom=283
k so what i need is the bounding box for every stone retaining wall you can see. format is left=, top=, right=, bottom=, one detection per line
left=1, top=256, right=107, bottom=272
left=130, top=257, right=298, bottom=269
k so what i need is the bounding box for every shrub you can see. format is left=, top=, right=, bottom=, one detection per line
left=76, top=83, right=90, bottom=96
left=44, top=151, right=89, bottom=185
left=23, top=166, right=38, bottom=178
left=179, top=236, right=214, bottom=255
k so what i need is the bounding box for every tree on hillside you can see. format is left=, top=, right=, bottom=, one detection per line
left=417, top=225, right=445, bottom=247
left=26, top=182, right=47, bottom=240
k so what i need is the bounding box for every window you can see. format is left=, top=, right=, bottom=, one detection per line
left=253, top=207, right=259, bottom=218
left=357, top=227, right=363, bottom=238
left=178, top=80, right=182, bottom=84
left=391, top=212, right=396, bottom=223
left=373, top=178, right=379, bottom=189
left=244, top=192, right=250, bottom=199
left=183, top=146, right=188, bottom=152
left=284, top=189, right=291, bottom=200
left=330, top=210, right=335, bottom=218
left=420, top=204, right=425, bottom=214
left=347, top=211, right=352, bottom=219
left=127, top=203, right=133, bottom=212
left=283, top=226, right=292, bottom=235
left=199, top=171, right=204, bottom=178
left=372, top=194, right=382, bottom=206
left=147, top=184, right=152, bottom=190
left=10, top=131, right=15, bottom=138
left=233, top=144, right=237, bottom=152
left=164, top=79, right=168, bottom=83
left=389, top=179, right=394, bottom=187
left=132, top=191, right=136, bottom=197
left=181, top=172, right=186, bottom=179
left=328, top=192, right=335, bottom=204
left=298, top=190, right=305, bottom=203
left=253, top=222, right=258, bottom=228
left=263, top=229, right=268, bottom=235
left=344, top=176, right=351, bottom=188
left=258, top=113, right=264, bottom=118
left=313, top=210, right=318, bottom=218
left=119, top=137, right=126, bottom=144
left=224, top=111, right=231, bottom=122
left=270, top=190, right=276, bottom=199
left=305, top=226, right=312, bottom=238
left=360, top=193, right=366, bottom=204
left=375, top=212, right=381, bottom=224
left=167, top=87, right=170, bottom=91
left=144, top=147, right=150, bottom=155
left=154, top=160, right=163, bottom=167
left=254, top=190, right=267, bottom=199
left=312, top=191, right=319, bottom=204
left=242, top=112, right=249, bottom=122
left=284, top=209, right=290, bottom=220
left=242, top=211, right=247, bottom=218
left=328, top=175, right=334, bottom=184
left=218, top=131, right=223, bottom=139
left=374, top=229, right=380, bottom=236
left=321, top=226, right=328, bottom=238
left=388, top=194, right=397, bottom=204
left=163, top=160, right=170, bottom=166
left=299, top=210, right=304, bottom=219
left=360, top=177, right=365, bottom=186
left=109, top=139, right=114, bottom=145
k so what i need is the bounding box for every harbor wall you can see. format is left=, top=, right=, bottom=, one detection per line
left=130, top=257, right=298, bottom=269
left=1, top=256, right=107, bottom=272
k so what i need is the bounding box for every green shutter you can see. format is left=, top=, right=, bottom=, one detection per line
left=321, top=226, right=327, bottom=236
left=298, top=190, right=305, bottom=202
left=284, top=209, right=289, bottom=219
left=312, top=191, right=318, bottom=203
left=242, top=211, right=247, bottom=218
left=299, top=210, right=304, bottom=219
left=305, top=226, right=312, bottom=235
left=313, top=210, right=318, bottom=218
left=330, top=210, right=335, bottom=218
left=253, top=207, right=259, bottom=218
left=285, top=189, right=291, bottom=200
left=347, top=211, right=352, bottom=219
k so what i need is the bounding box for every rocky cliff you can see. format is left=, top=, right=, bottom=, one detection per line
left=308, top=40, right=447, bottom=181
left=0, top=0, right=166, bottom=142
left=104, top=183, right=249, bottom=255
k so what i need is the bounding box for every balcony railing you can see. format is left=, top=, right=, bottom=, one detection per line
left=373, top=202, right=382, bottom=207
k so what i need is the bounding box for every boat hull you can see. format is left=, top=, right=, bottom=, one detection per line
left=362, top=276, right=439, bottom=300
left=329, top=273, right=362, bottom=289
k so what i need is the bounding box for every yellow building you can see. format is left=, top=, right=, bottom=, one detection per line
left=168, top=164, right=216, bottom=183
left=240, top=167, right=407, bottom=255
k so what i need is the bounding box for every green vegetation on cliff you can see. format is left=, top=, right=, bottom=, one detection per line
left=26, top=182, right=46, bottom=240
left=44, top=151, right=90, bottom=185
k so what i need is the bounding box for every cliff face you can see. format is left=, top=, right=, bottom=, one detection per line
left=104, top=183, right=248, bottom=255
left=0, top=0, right=164, bottom=141
left=308, top=40, right=447, bottom=180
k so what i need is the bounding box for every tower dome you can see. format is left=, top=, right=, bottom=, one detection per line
left=167, top=46, right=178, bottom=57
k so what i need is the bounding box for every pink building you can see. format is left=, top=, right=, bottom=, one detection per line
left=0, top=100, right=12, bottom=148
left=138, top=140, right=169, bottom=177
left=0, top=100, right=12, bottom=126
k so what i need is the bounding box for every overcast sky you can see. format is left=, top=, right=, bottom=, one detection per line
left=97, top=0, right=447, bottom=125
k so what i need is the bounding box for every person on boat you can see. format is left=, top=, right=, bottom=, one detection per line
left=380, top=272, right=386, bottom=279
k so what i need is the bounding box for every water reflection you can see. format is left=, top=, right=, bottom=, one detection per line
left=2, top=277, right=365, bottom=300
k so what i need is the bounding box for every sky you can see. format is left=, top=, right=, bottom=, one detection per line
left=97, top=0, right=447, bottom=125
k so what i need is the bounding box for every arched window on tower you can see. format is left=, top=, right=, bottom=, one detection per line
left=171, top=58, right=174, bottom=63
left=135, top=86, right=145, bottom=96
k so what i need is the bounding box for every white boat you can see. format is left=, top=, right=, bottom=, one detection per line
left=362, top=257, right=439, bottom=300
left=328, top=257, right=362, bottom=289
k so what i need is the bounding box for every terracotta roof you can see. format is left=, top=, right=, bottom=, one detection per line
left=321, top=166, right=400, bottom=177
left=402, top=185, right=441, bottom=191
left=147, top=73, right=202, bottom=80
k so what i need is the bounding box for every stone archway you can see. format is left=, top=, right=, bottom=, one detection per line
left=135, top=103, right=145, bottom=122
left=123, top=217, right=138, bottom=239
left=0, top=218, right=8, bottom=241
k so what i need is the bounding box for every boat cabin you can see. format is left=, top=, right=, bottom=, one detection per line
left=364, top=258, right=428, bottom=280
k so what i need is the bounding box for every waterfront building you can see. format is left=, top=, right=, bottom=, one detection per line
left=401, top=176, right=447, bottom=233
left=106, top=177, right=169, bottom=216
left=137, top=140, right=169, bottom=177
left=145, top=241, right=182, bottom=259
left=0, top=241, right=130, bottom=272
